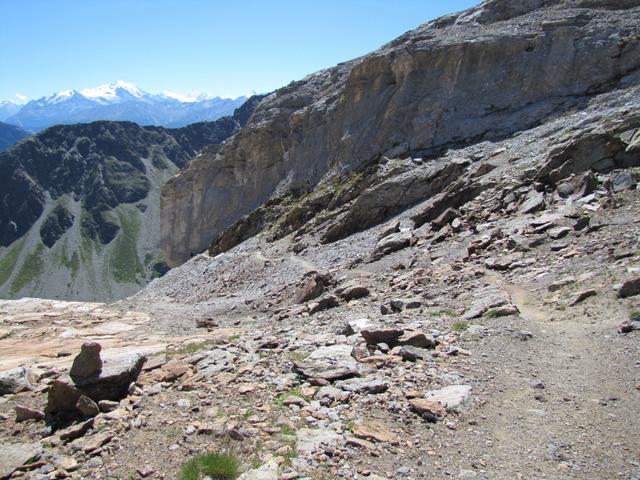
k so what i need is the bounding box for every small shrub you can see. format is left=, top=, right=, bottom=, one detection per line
left=451, top=321, right=469, bottom=332
left=274, top=388, right=303, bottom=408
left=630, top=310, right=640, bottom=322
left=179, top=453, right=240, bottom=480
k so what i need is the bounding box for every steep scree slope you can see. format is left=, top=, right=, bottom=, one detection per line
left=161, top=0, right=640, bottom=266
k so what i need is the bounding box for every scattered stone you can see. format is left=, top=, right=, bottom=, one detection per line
left=308, top=295, right=340, bottom=314
left=76, top=395, right=99, bottom=417
left=136, top=467, right=156, bottom=478
left=352, top=420, right=399, bottom=444
left=0, top=443, right=42, bottom=479
left=15, top=405, right=45, bottom=422
left=394, top=345, right=432, bottom=362
left=409, top=398, right=447, bottom=422
left=58, top=418, right=94, bottom=442
left=69, top=431, right=114, bottom=453
left=547, top=226, right=572, bottom=239
left=486, top=304, right=519, bottom=317
left=617, top=278, right=640, bottom=298
left=424, top=385, right=473, bottom=412
left=293, top=345, right=362, bottom=381
left=194, top=349, right=236, bottom=379
left=464, top=287, right=509, bottom=319
left=337, top=284, right=370, bottom=301
left=520, top=190, right=545, bottom=214
left=45, top=379, right=83, bottom=415
left=196, top=317, right=218, bottom=329
left=343, top=318, right=376, bottom=336
left=371, top=231, right=412, bottom=260
left=360, top=328, right=403, bottom=346
left=296, top=428, right=343, bottom=456
left=396, top=331, right=437, bottom=349
left=0, top=367, right=36, bottom=395
left=548, top=277, right=576, bottom=292
left=335, top=376, right=388, bottom=394
left=293, top=274, right=325, bottom=304
left=98, top=400, right=119, bottom=412
left=569, top=289, right=597, bottom=306
left=70, top=342, right=102, bottom=379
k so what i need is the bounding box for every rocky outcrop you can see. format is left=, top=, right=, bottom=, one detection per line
left=161, top=0, right=640, bottom=266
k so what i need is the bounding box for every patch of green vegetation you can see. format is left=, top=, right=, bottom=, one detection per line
left=144, top=252, right=154, bottom=265
left=280, top=424, right=295, bottom=436
left=103, top=156, right=150, bottom=204
left=274, top=388, right=304, bottom=408
left=150, top=146, right=171, bottom=170
left=485, top=309, right=500, bottom=318
left=288, top=351, right=309, bottom=363
left=0, top=237, right=25, bottom=287
left=168, top=340, right=213, bottom=356
left=432, top=308, right=457, bottom=317
left=451, top=321, right=470, bottom=332
left=10, top=243, right=45, bottom=294
left=54, top=241, right=81, bottom=280
left=630, top=310, right=640, bottom=322
left=179, top=452, right=240, bottom=480
left=109, top=207, right=144, bottom=283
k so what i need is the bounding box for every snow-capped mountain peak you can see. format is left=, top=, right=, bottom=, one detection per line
left=80, top=80, right=146, bottom=104
left=4, top=81, right=250, bottom=130
left=160, top=90, right=214, bottom=103
left=48, top=89, right=78, bottom=104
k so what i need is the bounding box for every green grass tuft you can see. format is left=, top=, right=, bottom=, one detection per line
left=0, top=237, right=25, bottom=288
left=168, top=340, right=213, bottom=356
left=109, top=207, right=144, bottom=283
left=10, top=243, right=44, bottom=294
left=179, top=453, right=240, bottom=480
left=485, top=309, right=499, bottom=318
left=451, top=321, right=469, bottom=332
left=274, top=388, right=304, bottom=408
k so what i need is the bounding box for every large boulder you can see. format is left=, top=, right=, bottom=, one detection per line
left=72, top=353, right=146, bottom=402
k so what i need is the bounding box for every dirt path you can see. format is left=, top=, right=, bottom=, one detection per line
left=439, top=280, right=640, bottom=479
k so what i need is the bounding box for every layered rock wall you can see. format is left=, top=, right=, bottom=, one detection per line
left=161, top=0, right=640, bottom=266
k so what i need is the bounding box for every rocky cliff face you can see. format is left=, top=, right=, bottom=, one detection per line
left=161, top=0, right=640, bottom=266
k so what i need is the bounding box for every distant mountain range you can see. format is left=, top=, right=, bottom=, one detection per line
left=0, top=122, right=30, bottom=151
left=0, top=94, right=266, bottom=301
left=0, top=81, right=248, bottom=131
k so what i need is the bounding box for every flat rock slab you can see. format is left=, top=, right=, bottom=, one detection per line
left=335, top=376, right=388, bottom=394
left=293, top=345, right=363, bottom=381
left=0, top=442, right=42, bottom=478
left=194, top=349, right=236, bottom=379
left=463, top=287, right=510, bottom=319
left=352, top=419, right=399, bottom=444
left=296, top=428, right=344, bottom=456
left=425, top=384, right=472, bottom=412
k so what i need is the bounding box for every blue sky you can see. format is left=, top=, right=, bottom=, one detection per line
left=0, top=1, right=478, bottom=102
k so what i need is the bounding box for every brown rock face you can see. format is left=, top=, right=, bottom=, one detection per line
left=160, top=0, right=640, bottom=266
